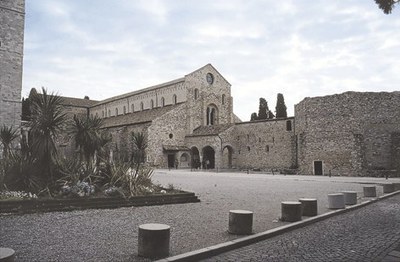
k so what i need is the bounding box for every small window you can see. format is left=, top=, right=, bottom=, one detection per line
left=161, top=97, right=165, bottom=107
left=286, top=120, right=292, bottom=131
left=169, top=133, right=173, bottom=139
left=259, top=138, right=261, bottom=143
left=173, top=94, right=177, bottom=104
left=222, top=94, right=225, bottom=104
left=194, top=89, right=199, bottom=100
left=237, top=136, right=240, bottom=141
left=108, top=110, right=111, bottom=117
left=247, top=134, right=250, bottom=141
left=238, top=150, right=241, bottom=155
left=150, top=99, right=154, bottom=109
left=131, top=104, right=134, bottom=113
left=102, top=111, right=104, bottom=117
left=140, top=102, right=144, bottom=110
left=266, top=145, right=270, bottom=152
left=115, top=108, right=118, bottom=116
left=247, top=146, right=250, bottom=151
left=123, top=106, right=126, bottom=114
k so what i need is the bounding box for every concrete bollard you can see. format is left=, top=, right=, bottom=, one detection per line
left=382, top=183, right=395, bottom=194
left=228, top=210, right=253, bottom=235
left=393, top=183, right=400, bottom=191
left=138, top=223, right=170, bottom=259
left=328, top=193, right=345, bottom=209
left=363, top=186, right=377, bottom=197
left=0, top=248, right=15, bottom=262
left=298, top=198, right=318, bottom=216
left=281, top=201, right=302, bottom=222
left=342, top=191, right=357, bottom=205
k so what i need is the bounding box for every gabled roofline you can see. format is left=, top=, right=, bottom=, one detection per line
left=185, top=63, right=231, bottom=86
left=91, top=77, right=185, bottom=108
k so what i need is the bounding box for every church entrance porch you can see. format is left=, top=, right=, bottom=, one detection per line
left=202, top=146, right=215, bottom=169
left=168, top=154, right=175, bottom=169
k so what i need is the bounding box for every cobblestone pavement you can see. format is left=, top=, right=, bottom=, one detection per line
left=0, top=170, right=399, bottom=261
left=202, top=193, right=400, bottom=262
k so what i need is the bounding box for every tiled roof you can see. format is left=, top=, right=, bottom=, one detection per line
left=101, top=103, right=182, bottom=128
left=187, top=124, right=234, bottom=137
left=61, top=96, right=98, bottom=108
left=163, top=145, right=190, bottom=151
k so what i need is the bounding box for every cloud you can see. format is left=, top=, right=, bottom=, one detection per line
left=22, top=0, right=400, bottom=122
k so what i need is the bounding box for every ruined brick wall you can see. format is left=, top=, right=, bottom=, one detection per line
left=227, top=118, right=296, bottom=170
left=0, top=0, right=24, bottom=129
left=295, top=91, right=400, bottom=176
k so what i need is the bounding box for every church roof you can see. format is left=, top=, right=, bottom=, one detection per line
left=101, top=103, right=182, bottom=128
left=187, top=124, right=234, bottom=137
left=60, top=96, right=98, bottom=108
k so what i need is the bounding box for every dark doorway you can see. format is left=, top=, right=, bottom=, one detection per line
left=314, top=161, right=323, bottom=176
left=168, top=154, right=175, bottom=168
left=203, top=146, right=215, bottom=169
left=191, top=147, right=200, bottom=169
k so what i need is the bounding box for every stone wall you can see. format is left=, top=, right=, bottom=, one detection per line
left=89, top=79, right=186, bottom=118
left=0, top=0, right=24, bottom=130
left=184, top=64, right=233, bottom=133
left=295, top=91, right=400, bottom=176
left=227, top=118, right=296, bottom=170
left=148, top=104, right=188, bottom=167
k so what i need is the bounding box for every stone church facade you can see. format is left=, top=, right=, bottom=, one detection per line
left=1, top=0, right=399, bottom=176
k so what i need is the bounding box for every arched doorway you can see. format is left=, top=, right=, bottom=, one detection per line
left=202, top=146, right=215, bottom=169
left=180, top=153, right=190, bottom=168
left=191, top=147, right=200, bottom=169
left=222, top=146, right=233, bottom=169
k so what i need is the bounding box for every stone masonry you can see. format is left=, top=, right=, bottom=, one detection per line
left=295, top=91, right=400, bottom=177
left=0, top=0, right=25, bottom=130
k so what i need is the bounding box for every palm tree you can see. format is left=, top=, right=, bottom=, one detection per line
left=29, top=87, right=66, bottom=184
left=0, top=125, right=19, bottom=159
left=130, top=132, right=148, bottom=187
left=71, top=114, right=103, bottom=165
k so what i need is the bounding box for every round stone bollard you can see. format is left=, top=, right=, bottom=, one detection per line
left=228, top=210, right=253, bottom=235
left=328, top=193, right=345, bottom=209
left=0, top=248, right=15, bottom=262
left=298, top=198, right=318, bottom=216
left=382, top=183, right=395, bottom=194
left=393, top=183, right=400, bottom=191
left=342, top=191, right=357, bottom=205
left=363, top=186, right=377, bottom=197
left=281, top=201, right=302, bottom=222
left=138, top=223, right=170, bottom=259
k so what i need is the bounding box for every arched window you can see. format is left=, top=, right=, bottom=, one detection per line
left=131, top=104, right=134, bottom=113
left=150, top=99, right=154, bottom=109
left=222, top=94, right=225, bottom=104
left=161, top=97, right=165, bottom=107
left=123, top=106, right=126, bottom=114
left=108, top=109, right=111, bottom=117
left=140, top=102, right=144, bottom=111
left=173, top=94, right=177, bottom=104
left=102, top=111, right=104, bottom=118
left=115, top=108, right=118, bottom=116
left=194, top=89, right=199, bottom=100
left=206, top=105, right=218, bottom=126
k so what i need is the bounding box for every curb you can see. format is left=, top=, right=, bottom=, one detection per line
left=157, top=190, right=400, bottom=262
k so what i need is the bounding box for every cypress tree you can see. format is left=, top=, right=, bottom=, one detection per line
left=275, top=93, right=287, bottom=118
left=258, top=98, right=268, bottom=120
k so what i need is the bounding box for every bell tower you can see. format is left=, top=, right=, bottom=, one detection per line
left=0, top=0, right=25, bottom=129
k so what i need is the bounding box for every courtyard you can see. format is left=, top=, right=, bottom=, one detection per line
left=1, top=170, right=399, bottom=261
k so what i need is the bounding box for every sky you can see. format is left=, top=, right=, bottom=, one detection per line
left=22, top=0, right=400, bottom=120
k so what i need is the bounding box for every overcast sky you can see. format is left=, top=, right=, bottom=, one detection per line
left=23, top=0, right=400, bottom=120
